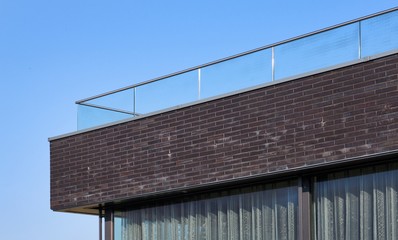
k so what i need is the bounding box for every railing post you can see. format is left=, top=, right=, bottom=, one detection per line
left=271, top=47, right=275, bottom=81
left=133, top=87, right=136, bottom=116
left=358, top=21, right=362, bottom=59
left=198, top=68, right=201, bottom=100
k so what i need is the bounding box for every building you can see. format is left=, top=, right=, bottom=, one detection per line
left=49, top=8, right=398, bottom=240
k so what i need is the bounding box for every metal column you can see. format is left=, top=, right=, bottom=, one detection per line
left=105, top=209, right=114, bottom=240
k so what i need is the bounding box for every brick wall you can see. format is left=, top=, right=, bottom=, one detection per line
left=50, top=54, right=398, bottom=211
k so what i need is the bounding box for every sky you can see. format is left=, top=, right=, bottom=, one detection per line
left=0, top=1, right=396, bottom=239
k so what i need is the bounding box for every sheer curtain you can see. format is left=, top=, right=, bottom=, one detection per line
left=314, top=162, right=398, bottom=240
left=115, top=180, right=298, bottom=240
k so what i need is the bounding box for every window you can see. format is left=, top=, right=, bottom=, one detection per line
left=114, top=180, right=298, bottom=240
left=313, top=162, right=398, bottom=240
left=111, top=161, right=398, bottom=240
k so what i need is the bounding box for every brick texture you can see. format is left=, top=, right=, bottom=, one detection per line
left=50, top=54, right=398, bottom=211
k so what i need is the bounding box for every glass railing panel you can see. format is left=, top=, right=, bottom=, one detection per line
left=75, top=9, right=398, bottom=131
left=84, top=88, right=135, bottom=113
left=200, top=49, right=272, bottom=99
left=361, top=10, right=398, bottom=58
left=77, top=104, right=133, bottom=130
left=135, top=70, right=198, bottom=115
left=274, top=23, right=359, bottom=80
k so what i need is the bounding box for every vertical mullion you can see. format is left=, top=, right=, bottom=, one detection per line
left=298, top=177, right=311, bottom=240
left=99, top=206, right=103, bottom=240
left=105, top=209, right=114, bottom=240
left=298, top=178, right=303, bottom=240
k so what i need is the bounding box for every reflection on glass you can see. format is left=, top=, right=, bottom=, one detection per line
left=85, top=88, right=135, bottom=113
left=135, top=70, right=198, bottom=114
left=274, top=23, right=359, bottom=80
left=77, top=104, right=133, bottom=130
left=114, top=217, right=122, bottom=240
left=200, top=49, right=272, bottom=99
left=114, top=180, right=298, bottom=240
left=361, top=10, right=398, bottom=58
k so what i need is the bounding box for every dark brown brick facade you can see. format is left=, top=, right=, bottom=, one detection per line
left=50, top=54, right=398, bottom=211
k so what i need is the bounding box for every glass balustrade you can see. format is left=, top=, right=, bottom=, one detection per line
left=361, top=10, right=398, bottom=58
left=76, top=8, right=398, bottom=130
left=135, top=70, right=198, bottom=115
left=274, top=23, right=359, bottom=80
left=200, top=49, right=272, bottom=99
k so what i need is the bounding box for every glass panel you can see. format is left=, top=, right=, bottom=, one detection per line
left=313, top=162, right=398, bottom=240
left=200, top=49, right=272, bottom=99
left=115, top=180, right=298, bottom=240
left=114, top=216, right=122, bottom=240
left=361, top=10, right=398, bottom=58
left=76, top=10, right=398, bottom=130
left=135, top=70, right=198, bottom=115
left=77, top=104, right=133, bottom=130
left=274, top=23, right=359, bottom=80
left=84, top=88, right=135, bottom=113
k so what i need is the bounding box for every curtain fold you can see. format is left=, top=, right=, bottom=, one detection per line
left=314, top=162, right=398, bottom=240
left=115, top=181, right=298, bottom=240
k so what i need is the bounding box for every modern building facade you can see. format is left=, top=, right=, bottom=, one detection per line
left=50, top=8, right=398, bottom=240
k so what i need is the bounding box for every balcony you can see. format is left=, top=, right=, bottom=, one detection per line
left=76, top=8, right=398, bottom=130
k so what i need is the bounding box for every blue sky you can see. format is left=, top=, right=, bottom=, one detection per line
left=0, top=1, right=396, bottom=239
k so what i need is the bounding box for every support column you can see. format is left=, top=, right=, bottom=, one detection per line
left=105, top=209, right=114, bottom=240
left=298, top=177, right=311, bottom=240
left=99, top=206, right=103, bottom=240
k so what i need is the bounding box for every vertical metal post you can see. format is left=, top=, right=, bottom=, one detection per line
left=133, top=87, right=136, bottom=116
left=198, top=68, right=201, bottom=100
left=271, top=47, right=275, bottom=81
left=99, top=206, right=103, bottom=240
left=358, top=21, right=362, bottom=59
left=105, top=209, right=114, bottom=240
